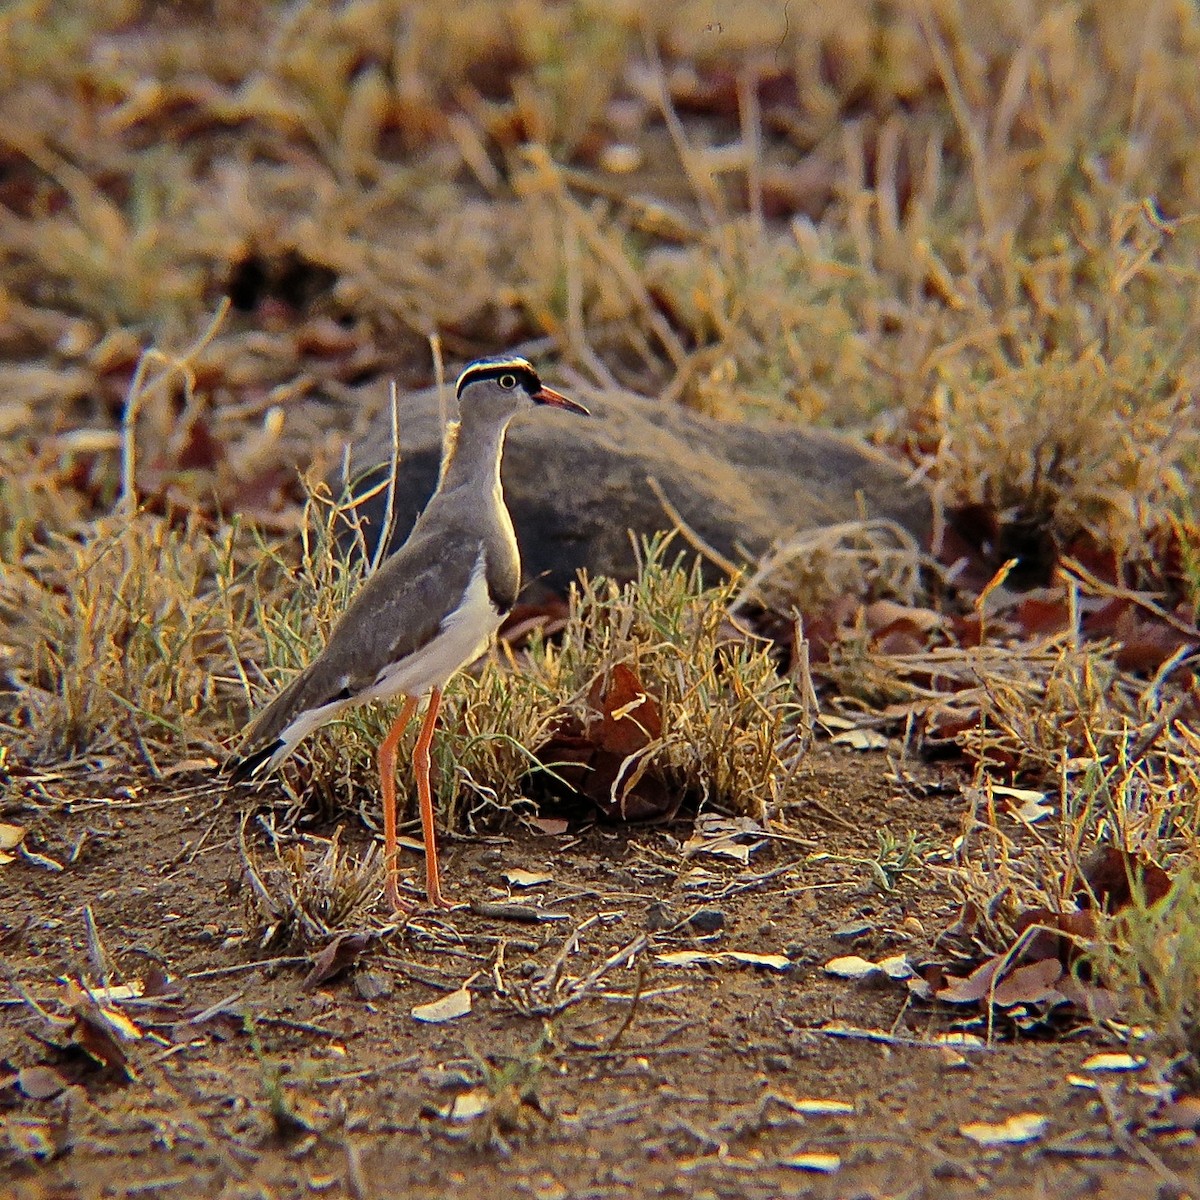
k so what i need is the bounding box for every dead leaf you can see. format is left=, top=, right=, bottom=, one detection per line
left=990, top=785, right=1047, bottom=803
left=543, top=667, right=676, bottom=822
left=302, top=931, right=373, bottom=991
left=0, top=822, right=26, bottom=850
left=1080, top=1052, right=1146, bottom=1072
left=412, top=987, right=472, bottom=1024
left=503, top=869, right=553, bottom=889
left=876, top=955, right=914, bottom=980
left=991, top=784, right=1053, bottom=823
left=781, top=1097, right=855, bottom=1116
left=960, top=1113, right=1049, bottom=1146
left=990, top=958, right=1064, bottom=1007
left=682, top=816, right=766, bottom=864
left=1011, top=906, right=1097, bottom=963
left=587, top=661, right=662, bottom=755
left=500, top=598, right=571, bottom=646
left=723, top=951, right=791, bottom=971
left=1056, top=974, right=1119, bottom=1021
left=1015, top=595, right=1071, bottom=636
left=160, top=758, right=219, bottom=778
left=656, top=950, right=790, bottom=971
left=65, top=984, right=142, bottom=1077
left=817, top=714, right=858, bottom=731
left=864, top=598, right=944, bottom=634
left=936, top=956, right=1005, bottom=1004
left=446, top=1087, right=490, bottom=1121
left=830, top=728, right=888, bottom=751
left=529, top=817, right=569, bottom=836
left=935, top=1032, right=986, bottom=1049
left=779, top=1151, right=841, bottom=1173
left=86, top=983, right=143, bottom=1004
left=824, top=955, right=883, bottom=981
left=1075, top=846, right=1172, bottom=912
left=656, top=950, right=718, bottom=968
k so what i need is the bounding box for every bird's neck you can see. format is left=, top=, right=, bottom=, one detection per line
left=436, top=414, right=510, bottom=498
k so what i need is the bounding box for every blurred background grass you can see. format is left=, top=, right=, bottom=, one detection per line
left=2, top=2, right=1197, bottom=513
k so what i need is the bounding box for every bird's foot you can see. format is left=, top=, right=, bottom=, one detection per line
left=384, top=884, right=417, bottom=916
left=425, top=888, right=458, bottom=913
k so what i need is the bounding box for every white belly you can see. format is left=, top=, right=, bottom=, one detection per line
left=263, top=550, right=502, bottom=770
left=363, top=549, right=501, bottom=703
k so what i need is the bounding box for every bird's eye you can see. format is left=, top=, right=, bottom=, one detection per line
left=498, top=373, right=517, bottom=389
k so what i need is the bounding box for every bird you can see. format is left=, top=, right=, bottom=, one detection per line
left=226, top=355, right=589, bottom=911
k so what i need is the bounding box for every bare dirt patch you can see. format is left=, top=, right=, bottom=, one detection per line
left=2, top=746, right=1191, bottom=1199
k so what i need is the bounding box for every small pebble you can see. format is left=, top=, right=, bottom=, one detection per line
left=687, top=908, right=725, bottom=934
left=832, top=920, right=872, bottom=941
left=645, top=901, right=674, bottom=931
left=352, top=971, right=393, bottom=1002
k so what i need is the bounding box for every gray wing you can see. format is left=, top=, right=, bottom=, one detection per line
left=228, top=519, right=481, bottom=776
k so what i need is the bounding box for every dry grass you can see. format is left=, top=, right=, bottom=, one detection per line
left=1091, top=868, right=1200, bottom=1072
left=2, top=0, right=1199, bottom=1060
left=239, top=821, right=384, bottom=948
left=230, top=516, right=809, bottom=829
left=536, top=539, right=811, bottom=821
left=2, top=510, right=247, bottom=766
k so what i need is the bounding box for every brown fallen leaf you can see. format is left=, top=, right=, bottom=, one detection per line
left=1011, top=906, right=1097, bottom=964
left=830, top=728, right=889, bottom=752
left=528, top=817, right=569, bottom=836
left=587, top=661, right=662, bottom=756
left=1074, top=846, right=1172, bottom=912
left=936, top=956, right=1005, bottom=1005
left=657, top=950, right=791, bottom=972
left=302, top=931, right=374, bottom=991
left=503, top=869, right=553, bottom=889
left=499, top=598, right=571, bottom=646
left=863, top=598, right=945, bottom=634
left=779, top=1151, right=841, bottom=1173
left=823, top=955, right=882, bottom=982
left=1080, top=1052, right=1146, bottom=1073
left=541, top=661, right=676, bottom=821
left=64, top=983, right=142, bottom=1077
left=990, top=957, right=1064, bottom=1007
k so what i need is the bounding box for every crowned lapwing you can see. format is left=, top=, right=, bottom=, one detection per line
left=227, top=356, right=588, bottom=910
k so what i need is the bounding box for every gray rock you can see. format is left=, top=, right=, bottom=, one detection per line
left=333, top=384, right=932, bottom=600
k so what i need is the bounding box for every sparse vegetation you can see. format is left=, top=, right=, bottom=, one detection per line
left=1091, top=868, right=1200, bottom=1077
left=2, top=2, right=1199, bottom=1195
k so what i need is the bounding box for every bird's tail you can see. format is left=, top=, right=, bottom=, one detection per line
left=224, top=660, right=351, bottom=784
left=223, top=668, right=312, bottom=784
left=224, top=737, right=285, bottom=784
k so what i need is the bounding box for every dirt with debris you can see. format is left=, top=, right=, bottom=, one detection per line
left=2, top=746, right=1191, bottom=1200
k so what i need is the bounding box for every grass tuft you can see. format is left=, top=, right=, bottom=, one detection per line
left=3, top=512, right=248, bottom=768
left=1090, top=868, right=1200, bottom=1077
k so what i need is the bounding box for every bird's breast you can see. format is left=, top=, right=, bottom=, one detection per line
left=484, top=486, right=521, bottom=613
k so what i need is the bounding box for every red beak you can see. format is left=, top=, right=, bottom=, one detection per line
left=532, top=384, right=589, bottom=415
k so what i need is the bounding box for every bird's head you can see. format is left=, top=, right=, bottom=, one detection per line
left=454, top=355, right=589, bottom=423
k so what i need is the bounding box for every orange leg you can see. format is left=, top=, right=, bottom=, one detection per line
left=412, top=687, right=452, bottom=909
left=378, top=694, right=419, bottom=913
